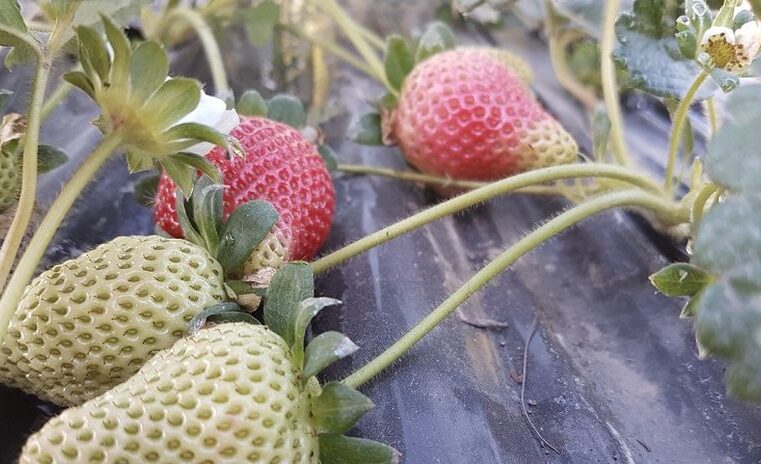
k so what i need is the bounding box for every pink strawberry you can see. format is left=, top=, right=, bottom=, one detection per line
left=154, top=116, right=335, bottom=262
left=392, top=48, right=577, bottom=181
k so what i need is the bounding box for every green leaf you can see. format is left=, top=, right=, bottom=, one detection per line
left=217, top=200, right=279, bottom=271
left=58, top=0, right=150, bottom=48
left=263, top=263, right=314, bottom=347
left=144, top=78, right=202, bottom=128
left=319, top=434, right=400, bottom=464
left=0, top=88, right=12, bottom=112
left=292, top=297, right=342, bottom=367
left=675, top=29, right=697, bottom=59
left=384, top=35, right=415, bottom=91
left=132, top=171, right=160, bottom=208
left=191, top=176, right=224, bottom=255
left=318, top=145, right=338, bottom=171
left=162, top=159, right=195, bottom=198
left=36, top=145, right=68, bottom=174
left=303, top=331, right=358, bottom=383
left=130, top=41, right=169, bottom=101
left=167, top=152, right=221, bottom=183
left=680, top=290, right=703, bottom=319
left=63, top=71, right=96, bottom=99
left=163, top=123, right=229, bottom=153
left=244, top=0, right=280, bottom=46
left=188, top=302, right=259, bottom=334
left=0, top=0, right=36, bottom=69
left=415, top=22, right=456, bottom=63
left=650, top=263, right=712, bottom=297
left=348, top=113, right=383, bottom=146
left=237, top=89, right=268, bottom=117
left=313, top=383, right=374, bottom=434
left=549, top=0, right=607, bottom=38
left=267, top=94, right=306, bottom=128
left=614, top=0, right=714, bottom=100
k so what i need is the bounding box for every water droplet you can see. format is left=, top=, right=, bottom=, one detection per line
left=692, top=2, right=708, bottom=18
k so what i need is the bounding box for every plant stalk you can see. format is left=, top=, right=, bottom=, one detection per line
left=600, top=0, right=631, bottom=167
left=343, top=189, right=685, bottom=388
left=0, top=57, right=51, bottom=295
left=665, top=71, right=708, bottom=195
left=312, top=163, right=668, bottom=274
left=0, top=133, right=124, bottom=343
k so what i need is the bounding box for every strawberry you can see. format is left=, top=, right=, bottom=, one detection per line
left=0, top=235, right=227, bottom=406
left=458, top=46, right=534, bottom=85
left=154, top=116, right=335, bottom=265
left=391, top=48, right=578, bottom=181
left=0, top=148, right=19, bottom=212
left=18, top=265, right=399, bottom=463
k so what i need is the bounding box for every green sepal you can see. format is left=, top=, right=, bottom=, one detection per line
left=191, top=175, right=224, bottom=256
left=312, top=382, right=374, bottom=434
left=318, top=144, right=339, bottom=171
left=163, top=123, right=229, bottom=154
left=750, top=0, right=761, bottom=21
left=132, top=171, right=160, bottom=208
left=101, top=14, right=131, bottom=92
left=303, top=331, right=358, bottom=383
left=74, top=25, right=110, bottom=83
left=225, top=279, right=266, bottom=297
left=263, top=263, right=314, bottom=347
left=174, top=187, right=204, bottom=247
left=188, top=302, right=260, bottom=334
left=319, top=434, right=400, bottom=464
left=216, top=200, right=279, bottom=271
left=732, top=9, right=754, bottom=31
left=144, top=77, right=202, bottom=129
left=712, top=0, right=735, bottom=28
left=378, top=92, right=397, bottom=111
left=650, top=263, right=712, bottom=297
left=126, top=149, right=155, bottom=173
left=36, top=145, right=68, bottom=174
left=384, top=35, right=415, bottom=91
left=414, top=21, right=456, bottom=63
left=161, top=158, right=195, bottom=197
left=348, top=113, right=383, bottom=146
left=168, top=152, right=221, bottom=183
left=675, top=29, right=697, bottom=60
left=244, top=0, right=280, bottom=46
left=130, top=40, right=169, bottom=101
left=708, top=67, right=740, bottom=93
left=237, top=89, right=268, bottom=117
left=63, top=71, right=96, bottom=99
left=267, top=94, right=307, bottom=128
left=292, top=297, right=342, bottom=368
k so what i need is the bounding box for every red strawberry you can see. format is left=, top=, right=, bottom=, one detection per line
left=154, top=116, right=335, bottom=262
left=392, top=48, right=577, bottom=181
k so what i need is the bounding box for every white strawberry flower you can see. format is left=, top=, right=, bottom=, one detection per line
left=701, top=26, right=736, bottom=47
left=734, top=20, right=761, bottom=69
left=175, top=87, right=240, bottom=154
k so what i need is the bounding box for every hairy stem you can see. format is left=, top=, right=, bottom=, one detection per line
left=704, top=97, right=718, bottom=140
left=343, top=189, right=685, bottom=388
left=600, top=0, right=631, bottom=167
left=281, top=25, right=381, bottom=81
left=691, top=182, right=719, bottom=226
left=0, top=57, right=51, bottom=295
left=665, top=71, right=708, bottom=195
left=40, top=80, right=73, bottom=122
left=168, top=7, right=231, bottom=99
left=312, top=163, right=668, bottom=274
left=0, top=133, right=124, bottom=343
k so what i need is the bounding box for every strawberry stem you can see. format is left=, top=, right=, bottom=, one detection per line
left=600, top=0, right=632, bottom=167
left=312, top=163, right=668, bottom=274
left=704, top=97, right=718, bottom=139
left=0, top=55, right=50, bottom=296
left=166, top=7, right=232, bottom=100
left=336, top=163, right=564, bottom=196
left=665, top=70, right=709, bottom=196
left=342, top=189, right=688, bottom=388
left=40, top=79, right=74, bottom=122
left=0, top=132, right=125, bottom=344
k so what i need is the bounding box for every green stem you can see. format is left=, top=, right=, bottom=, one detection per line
left=168, top=8, right=231, bottom=99
left=312, top=163, right=667, bottom=274
left=0, top=57, right=51, bottom=295
left=337, top=163, right=563, bottom=196
left=600, top=0, right=631, bottom=167
left=0, top=133, right=124, bottom=343
left=690, top=182, right=719, bottom=226
left=343, top=189, right=684, bottom=388
left=281, top=25, right=381, bottom=81
left=665, top=71, right=708, bottom=195
left=704, top=97, right=718, bottom=139
left=40, top=80, right=73, bottom=122
left=312, top=0, right=393, bottom=93
left=352, top=18, right=385, bottom=50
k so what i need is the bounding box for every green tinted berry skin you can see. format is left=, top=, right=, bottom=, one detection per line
left=0, top=235, right=226, bottom=406
left=0, top=149, right=20, bottom=213
left=19, top=323, right=320, bottom=464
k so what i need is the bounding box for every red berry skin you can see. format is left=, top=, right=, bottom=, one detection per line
left=154, top=116, right=335, bottom=261
left=393, top=48, right=577, bottom=181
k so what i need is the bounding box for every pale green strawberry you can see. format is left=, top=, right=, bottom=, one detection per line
left=0, top=235, right=226, bottom=406
left=19, top=323, right=320, bottom=464
left=0, top=148, right=19, bottom=212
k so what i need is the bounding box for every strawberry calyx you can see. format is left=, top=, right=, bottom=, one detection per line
left=175, top=175, right=279, bottom=307
left=64, top=15, right=231, bottom=196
